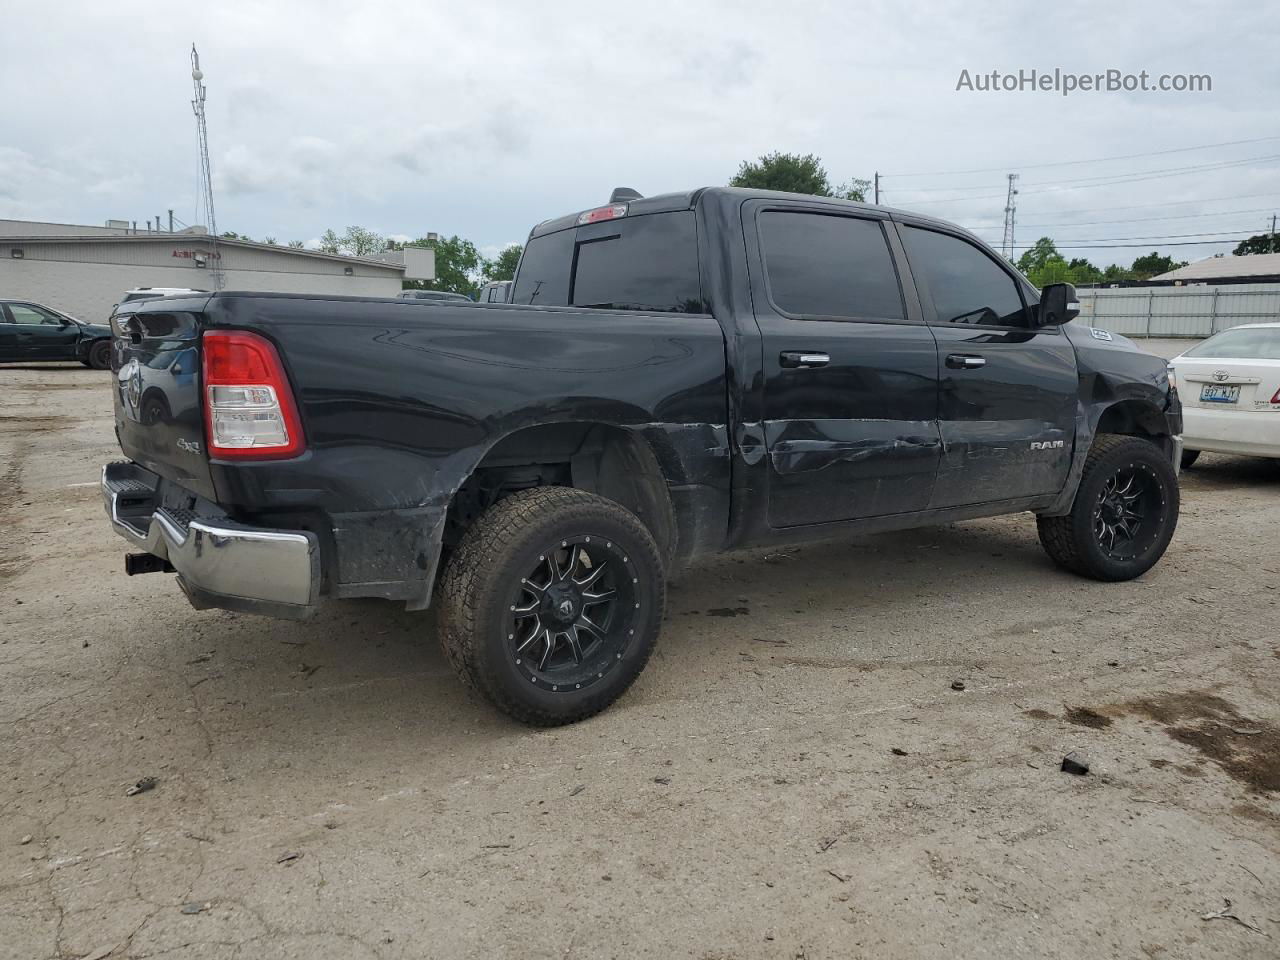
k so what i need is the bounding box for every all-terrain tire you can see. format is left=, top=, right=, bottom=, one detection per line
left=1037, top=434, right=1179, bottom=582
left=1180, top=448, right=1200, bottom=470
left=436, top=486, right=665, bottom=726
left=88, top=340, right=111, bottom=370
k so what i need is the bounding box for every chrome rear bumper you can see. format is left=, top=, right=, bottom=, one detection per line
left=101, top=461, right=320, bottom=619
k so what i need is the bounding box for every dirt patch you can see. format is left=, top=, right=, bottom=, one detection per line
left=1065, top=706, right=1112, bottom=729
left=705, top=607, right=750, bottom=617
left=1231, top=803, right=1280, bottom=829
left=1126, top=691, right=1280, bottom=794
left=1023, top=708, right=1054, bottom=721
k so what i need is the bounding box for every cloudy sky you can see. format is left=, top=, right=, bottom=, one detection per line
left=2, top=0, right=1277, bottom=267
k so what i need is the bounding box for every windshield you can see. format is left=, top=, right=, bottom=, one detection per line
left=1183, top=327, right=1280, bottom=360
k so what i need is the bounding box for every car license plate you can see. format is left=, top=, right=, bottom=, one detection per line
left=1200, top=384, right=1240, bottom=404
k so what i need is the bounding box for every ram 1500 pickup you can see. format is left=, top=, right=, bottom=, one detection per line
left=102, top=187, right=1182, bottom=724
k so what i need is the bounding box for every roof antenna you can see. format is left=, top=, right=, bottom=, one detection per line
left=609, top=187, right=643, bottom=203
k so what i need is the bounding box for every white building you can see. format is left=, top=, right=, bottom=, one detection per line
left=0, top=219, right=435, bottom=321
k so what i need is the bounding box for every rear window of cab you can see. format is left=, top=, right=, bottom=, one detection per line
left=512, top=211, right=706, bottom=313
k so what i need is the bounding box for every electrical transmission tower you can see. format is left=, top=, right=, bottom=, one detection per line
left=1001, top=173, right=1019, bottom=261
left=191, top=45, right=223, bottom=290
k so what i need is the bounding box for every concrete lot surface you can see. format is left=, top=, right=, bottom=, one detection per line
left=2, top=361, right=1278, bottom=960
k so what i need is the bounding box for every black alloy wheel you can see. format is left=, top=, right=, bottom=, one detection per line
left=508, top=537, right=638, bottom=692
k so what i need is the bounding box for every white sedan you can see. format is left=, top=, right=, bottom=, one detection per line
left=1168, top=322, right=1280, bottom=468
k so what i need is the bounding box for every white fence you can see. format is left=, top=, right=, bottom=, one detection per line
left=1075, top=283, right=1280, bottom=338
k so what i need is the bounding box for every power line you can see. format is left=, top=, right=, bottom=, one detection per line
left=1004, top=238, right=1248, bottom=250
left=1014, top=206, right=1280, bottom=230
left=893, top=154, right=1280, bottom=205
left=899, top=152, right=1280, bottom=195
left=882, top=135, right=1280, bottom=178
left=979, top=229, right=1255, bottom=245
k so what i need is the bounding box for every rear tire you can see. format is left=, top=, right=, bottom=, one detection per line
left=1180, top=448, right=1200, bottom=470
left=1037, top=434, right=1179, bottom=582
left=87, top=340, right=111, bottom=370
left=436, top=486, right=665, bottom=726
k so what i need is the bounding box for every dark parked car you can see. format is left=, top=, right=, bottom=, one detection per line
left=398, top=289, right=472, bottom=302
left=0, top=299, right=113, bottom=368
left=102, top=187, right=1182, bottom=725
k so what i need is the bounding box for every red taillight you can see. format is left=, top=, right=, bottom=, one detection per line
left=201, top=330, right=305, bottom=460
left=1271, top=387, right=1280, bottom=404
left=577, top=204, right=628, bottom=225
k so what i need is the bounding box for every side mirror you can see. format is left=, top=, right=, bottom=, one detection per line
left=1037, top=283, right=1080, bottom=327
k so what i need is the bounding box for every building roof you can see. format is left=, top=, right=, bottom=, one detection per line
left=0, top=229, right=405, bottom=271
left=1153, top=253, right=1280, bottom=282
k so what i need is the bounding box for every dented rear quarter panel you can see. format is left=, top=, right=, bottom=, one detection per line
left=198, top=293, right=731, bottom=601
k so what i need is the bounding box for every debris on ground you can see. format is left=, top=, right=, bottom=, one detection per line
left=19, top=835, right=32, bottom=845
left=77, top=947, right=115, bottom=960
left=891, top=748, right=909, bottom=757
left=569, top=784, right=586, bottom=796
left=1201, top=898, right=1264, bottom=934
left=276, top=851, right=302, bottom=864
left=951, top=680, right=966, bottom=691
left=180, top=902, right=209, bottom=915
left=653, top=776, right=672, bottom=785
left=1060, top=752, right=1091, bottom=775
left=125, top=777, right=157, bottom=797
left=825, top=869, right=851, bottom=882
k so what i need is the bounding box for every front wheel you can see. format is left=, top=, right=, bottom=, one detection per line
left=436, top=486, right=665, bottom=726
left=1037, top=434, right=1179, bottom=582
left=87, top=340, right=111, bottom=370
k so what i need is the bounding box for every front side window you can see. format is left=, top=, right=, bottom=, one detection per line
left=759, top=211, right=904, bottom=320
left=902, top=227, right=1026, bottom=327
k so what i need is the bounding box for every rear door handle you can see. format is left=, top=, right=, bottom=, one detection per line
left=780, top=351, right=830, bottom=369
left=946, top=354, right=986, bottom=370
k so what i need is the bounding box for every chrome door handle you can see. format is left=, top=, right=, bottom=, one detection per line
left=780, top=351, right=830, bottom=369
left=946, top=354, right=986, bottom=369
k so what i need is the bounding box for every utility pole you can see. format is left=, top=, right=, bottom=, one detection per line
left=1001, top=173, right=1019, bottom=260
left=191, top=45, right=223, bottom=290
left=1271, top=213, right=1277, bottom=252
left=874, top=172, right=880, bottom=205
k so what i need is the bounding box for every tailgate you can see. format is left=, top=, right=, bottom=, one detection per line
left=111, top=297, right=218, bottom=501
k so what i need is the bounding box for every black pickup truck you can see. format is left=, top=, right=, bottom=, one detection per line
left=102, top=187, right=1182, bottom=724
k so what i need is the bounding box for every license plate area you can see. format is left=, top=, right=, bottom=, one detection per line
left=1200, top=384, right=1240, bottom=404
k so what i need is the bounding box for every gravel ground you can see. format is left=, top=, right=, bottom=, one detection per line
left=2, top=359, right=1278, bottom=960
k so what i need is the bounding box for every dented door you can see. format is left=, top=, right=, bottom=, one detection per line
left=747, top=204, right=942, bottom=528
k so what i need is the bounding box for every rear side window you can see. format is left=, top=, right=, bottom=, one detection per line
left=512, top=229, right=573, bottom=306
left=902, top=227, right=1027, bottom=327
left=1184, top=327, right=1280, bottom=360
left=759, top=212, right=904, bottom=321
left=512, top=211, right=705, bottom=313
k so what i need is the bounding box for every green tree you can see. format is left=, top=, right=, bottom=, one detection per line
left=324, top=226, right=387, bottom=257
left=264, top=236, right=277, bottom=246
left=1129, top=251, right=1187, bottom=280
left=220, top=231, right=252, bottom=241
left=288, top=240, right=305, bottom=249
left=401, top=235, right=485, bottom=298
left=730, top=152, right=869, bottom=202
left=1067, top=257, right=1103, bottom=285
left=1016, top=237, right=1061, bottom=277
left=1233, top=233, right=1280, bottom=256
left=483, top=244, right=523, bottom=283
left=1102, top=264, right=1134, bottom=283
